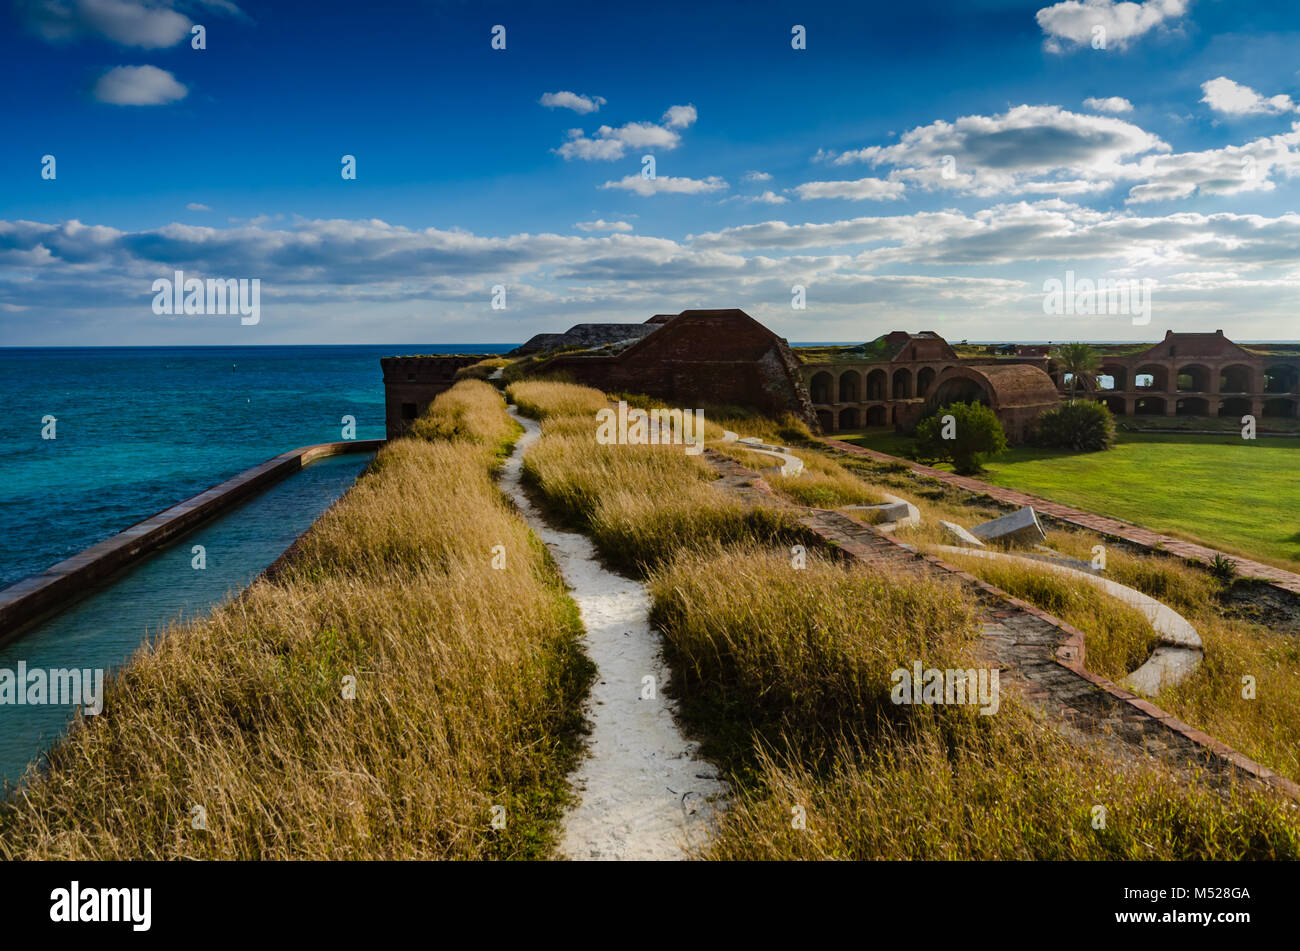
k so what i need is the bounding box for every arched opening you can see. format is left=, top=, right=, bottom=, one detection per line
left=865, top=404, right=887, bottom=426
left=810, top=371, right=833, bottom=404
left=838, top=407, right=859, bottom=430
left=838, top=370, right=861, bottom=402
left=1102, top=396, right=1126, bottom=415
left=1097, top=365, right=1127, bottom=391
left=1176, top=364, right=1210, bottom=392
left=1134, top=397, right=1166, bottom=415
left=1218, top=397, right=1251, bottom=417
left=928, top=376, right=990, bottom=409
left=1263, top=398, right=1297, bottom=418
left=1264, top=365, right=1299, bottom=394
left=815, top=409, right=834, bottom=432
left=1219, top=364, right=1252, bottom=394
left=1134, top=365, right=1167, bottom=391
left=1176, top=397, right=1210, bottom=416
left=866, top=368, right=887, bottom=400
left=916, top=366, right=936, bottom=398
left=892, top=368, right=912, bottom=399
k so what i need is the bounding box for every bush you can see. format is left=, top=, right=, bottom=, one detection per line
left=1035, top=400, right=1115, bottom=452
left=914, top=401, right=1007, bottom=474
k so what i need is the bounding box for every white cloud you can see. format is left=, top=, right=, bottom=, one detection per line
left=539, top=91, right=606, bottom=114
left=558, top=120, right=683, bottom=160
left=186, top=202, right=211, bottom=211
left=818, top=105, right=1164, bottom=197
left=1083, top=96, right=1134, bottom=113
left=794, top=177, right=906, bottom=201
left=575, top=219, right=633, bottom=232
left=749, top=190, right=788, bottom=204
left=662, top=104, right=697, bottom=129
left=19, top=0, right=242, bottom=48
left=743, top=170, right=773, bottom=182
left=598, top=175, right=728, bottom=197
left=93, top=65, right=188, bottom=106
left=1200, top=77, right=1296, bottom=116
left=1037, top=0, right=1188, bottom=52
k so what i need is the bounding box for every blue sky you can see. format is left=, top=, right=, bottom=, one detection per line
left=2, top=0, right=1299, bottom=345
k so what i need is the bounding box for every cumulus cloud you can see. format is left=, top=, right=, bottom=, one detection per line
left=1036, top=0, right=1188, bottom=53
left=598, top=175, right=727, bottom=197
left=539, top=91, right=606, bottom=114
left=1200, top=77, right=1296, bottom=116
left=1083, top=96, right=1134, bottom=113
left=575, top=219, right=633, bottom=232
left=186, top=202, right=211, bottom=211
left=6, top=207, right=1300, bottom=343
left=748, top=190, right=788, bottom=204
left=818, top=105, right=1164, bottom=197
left=18, top=0, right=242, bottom=48
left=93, top=65, right=187, bottom=105
left=662, top=104, right=697, bottom=129
left=555, top=104, right=697, bottom=160
left=794, top=177, right=906, bottom=201
left=743, top=170, right=773, bottom=182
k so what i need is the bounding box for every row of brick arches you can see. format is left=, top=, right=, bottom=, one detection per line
left=1096, top=396, right=1299, bottom=417
left=808, top=366, right=950, bottom=403
left=1092, top=363, right=1300, bottom=395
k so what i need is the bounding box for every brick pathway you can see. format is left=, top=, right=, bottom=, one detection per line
left=704, top=450, right=1300, bottom=799
left=822, top=438, right=1300, bottom=597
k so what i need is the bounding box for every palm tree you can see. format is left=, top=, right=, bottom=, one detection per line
left=1054, top=342, right=1101, bottom=399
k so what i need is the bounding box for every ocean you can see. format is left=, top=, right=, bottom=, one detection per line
left=0, top=345, right=513, bottom=589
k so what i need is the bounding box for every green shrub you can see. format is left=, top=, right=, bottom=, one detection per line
left=914, top=401, right=1007, bottom=474
left=1035, top=400, right=1116, bottom=452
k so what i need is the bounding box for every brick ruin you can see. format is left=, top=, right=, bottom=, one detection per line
left=380, top=354, right=484, bottom=439
left=1087, top=330, right=1300, bottom=420
left=381, top=315, right=1300, bottom=442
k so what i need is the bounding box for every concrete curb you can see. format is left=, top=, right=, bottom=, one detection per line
left=0, top=438, right=383, bottom=645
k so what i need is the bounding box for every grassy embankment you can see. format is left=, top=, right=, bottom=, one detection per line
left=818, top=443, right=1300, bottom=786
left=837, top=427, right=1300, bottom=570
left=504, top=379, right=1300, bottom=859
left=0, top=380, right=593, bottom=860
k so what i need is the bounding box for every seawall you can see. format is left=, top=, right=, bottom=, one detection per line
left=0, top=439, right=383, bottom=645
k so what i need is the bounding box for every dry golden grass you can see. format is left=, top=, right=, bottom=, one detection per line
left=0, top=381, right=592, bottom=859
left=650, top=544, right=978, bottom=734
left=506, top=380, right=802, bottom=575
left=646, top=544, right=1300, bottom=860
left=509, top=380, right=608, bottom=420
left=824, top=442, right=1300, bottom=785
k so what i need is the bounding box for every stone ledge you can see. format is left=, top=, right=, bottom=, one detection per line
left=0, top=438, right=383, bottom=645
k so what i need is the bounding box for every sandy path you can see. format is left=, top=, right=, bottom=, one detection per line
left=500, top=407, right=727, bottom=860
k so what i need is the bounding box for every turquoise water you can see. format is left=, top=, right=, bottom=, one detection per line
left=0, top=345, right=510, bottom=588
left=0, top=450, right=373, bottom=790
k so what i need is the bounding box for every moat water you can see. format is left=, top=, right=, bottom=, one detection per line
left=0, top=450, right=373, bottom=790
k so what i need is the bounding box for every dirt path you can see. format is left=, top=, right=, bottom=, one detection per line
left=500, top=408, right=726, bottom=860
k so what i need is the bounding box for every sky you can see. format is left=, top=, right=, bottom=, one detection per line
left=2, top=0, right=1299, bottom=345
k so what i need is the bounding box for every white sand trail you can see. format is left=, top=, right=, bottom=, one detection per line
left=500, top=408, right=727, bottom=860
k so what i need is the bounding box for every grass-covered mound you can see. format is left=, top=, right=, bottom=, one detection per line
left=0, top=380, right=593, bottom=860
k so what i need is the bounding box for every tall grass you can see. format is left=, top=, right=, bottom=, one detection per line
left=506, top=380, right=802, bottom=575
left=0, top=381, right=593, bottom=859
left=647, top=545, right=1300, bottom=859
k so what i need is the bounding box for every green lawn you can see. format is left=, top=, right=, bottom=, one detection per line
left=837, top=429, right=1300, bottom=569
